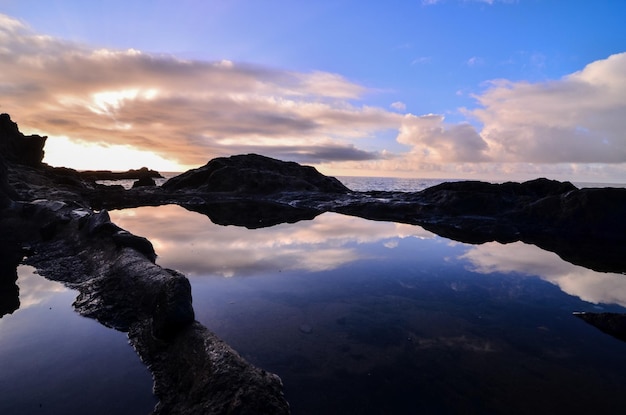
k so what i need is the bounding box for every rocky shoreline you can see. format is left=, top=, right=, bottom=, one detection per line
left=2, top=113, right=626, bottom=413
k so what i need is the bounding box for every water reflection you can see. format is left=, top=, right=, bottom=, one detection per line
left=111, top=205, right=435, bottom=277
left=461, top=241, right=626, bottom=307
left=14, top=265, right=66, bottom=309
left=109, top=204, right=626, bottom=414
left=0, top=265, right=157, bottom=414
left=110, top=205, right=626, bottom=310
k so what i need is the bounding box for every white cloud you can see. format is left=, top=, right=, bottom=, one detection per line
left=411, top=56, right=432, bottom=65
left=397, top=114, right=489, bottom=162
left=467, top=56, right=484, bottom=67
left=391, top=101, right=407, bottom=111
left=1, top=13, right=624, bottom=182
left=0, top=13, right=398, bottom=168
left=471, top=52, right=626, bottom=164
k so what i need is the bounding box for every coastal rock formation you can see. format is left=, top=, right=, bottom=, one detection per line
left=0, top=113, right=46, bottom=167
left=0, top=114, right=290, bottom=414
left=163, top=153, right=349, bottom=194
left=0, top=197, right=290, bottom=414
left=80, top=166, right=163, bottom=181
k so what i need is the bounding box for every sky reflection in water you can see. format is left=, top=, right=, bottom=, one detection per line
left=110, top=204, right=626, bottom=414
left=0, top=266, right=156, bottom=415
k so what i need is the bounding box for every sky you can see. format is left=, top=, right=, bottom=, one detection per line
left=0, top=0, right=625, bottom=182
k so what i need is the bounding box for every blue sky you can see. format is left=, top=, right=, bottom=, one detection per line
left=1, top=0, right=625, bottom=182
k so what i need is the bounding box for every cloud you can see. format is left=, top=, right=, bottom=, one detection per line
left=1, top=13, right=624, bottom=182
left=397, top=114, right=489, bottom=162
left=411, top=56, right=432, bottom=65
left=466, top=56, right=484, bottom=67
left=471, top=52, right=626, bottom=164
left=390, top=101, right=407, bottom=111
left=109, top=206, right=435, bottom=277
left=0, top=14, right=398, bottom=168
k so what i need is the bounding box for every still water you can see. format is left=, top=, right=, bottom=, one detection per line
left=2, top=198, right=626, bottom=414
left=0, top=266, right=156, bottom=414
left=109, top=204, right=626, bottom=415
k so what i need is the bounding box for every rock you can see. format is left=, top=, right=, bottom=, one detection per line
left=163, top=153, right=349, bottom=194
left=151, top=269, right=195, bottom=340
left=132, top=176, right=157, bottom=188
left=183, top=199, right=321, bottom=229
left=112, top=230, right=157, bottom=263
left=0, top=156, right=15, bottom=208
left=0, top=231, right=22, bottom=318
left=80, top=167, right=163, bottom=181
left=574, top=312, right=626, bottom=343
left=0, top=113, right=47, bottom=167
left=130, top=321, right=290, bottom=415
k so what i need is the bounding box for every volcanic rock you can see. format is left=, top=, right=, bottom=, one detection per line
left=163, top=153, right=349, bottom=194
left=0, top=113, right=46, bottom=167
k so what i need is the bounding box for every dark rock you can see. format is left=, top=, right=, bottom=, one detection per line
left=112, top=230, right=157, bottom=263
left=132, top=176, right=157, bottom=188
left=151, top=269, right=194, bottom=340
left=80, top=167, right=163, bottom=181
left=183, top=199, right=321, bottom=229
left=574, top=312, right=626, bottom=343
left=130, top=321, right=290, bottom=415
left=0, top=156, right=16, bottom=208
left=0, top=113, right=47, bottom=167
left=0, top=231, right=22, bottom=318
left=163, top=153, right=349, bottom=194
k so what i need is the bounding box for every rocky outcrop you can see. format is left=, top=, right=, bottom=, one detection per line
left=1, top=116, right=290, bottom=414
left=0, top=113, right=47, bottom=167
left=163, top=153, right=349, bottom=194
left=132, top=176, right=157, bottom=188
left=1, top=198, right=289, bottom=414
left=80, top=166, right=163, bottom=181
left=575, top=312, right=626, bottom=343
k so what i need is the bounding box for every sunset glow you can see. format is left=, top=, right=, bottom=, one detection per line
left=1, top=2, right=625, bottom=181
left=43, top=135, right=189, bottom=172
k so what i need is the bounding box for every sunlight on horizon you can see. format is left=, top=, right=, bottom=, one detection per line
left=43, top=135, right=191, bottom=172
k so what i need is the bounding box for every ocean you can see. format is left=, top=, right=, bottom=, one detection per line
left=99, top=173, right=626, bottom=192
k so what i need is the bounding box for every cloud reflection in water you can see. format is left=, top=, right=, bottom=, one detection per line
left=110, top=205, right=435, bottom=277
left=460, top=241, right=626, bottom=307
left=111, top=205, right=626, bottom=309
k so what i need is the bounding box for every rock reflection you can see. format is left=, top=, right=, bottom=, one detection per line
left=460, top=241, right=626, bottom=307
left=110, top=205, right=435, bottom=277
